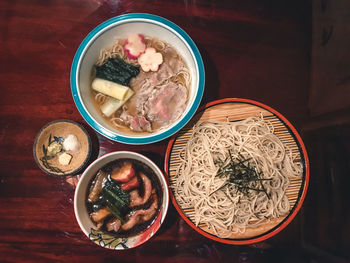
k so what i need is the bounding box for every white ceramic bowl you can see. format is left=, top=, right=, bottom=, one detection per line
left=74, top=151, right=169, bottom=250
left=70, top=13, right=205, bottom=144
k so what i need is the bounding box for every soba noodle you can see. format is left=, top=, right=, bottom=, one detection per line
left=174, top=116, right=302, bottom=237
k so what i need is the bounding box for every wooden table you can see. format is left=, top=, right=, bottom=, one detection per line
left=1, top=0, right=349, bottom=262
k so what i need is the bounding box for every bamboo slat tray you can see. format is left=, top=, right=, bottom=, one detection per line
left=165, top=98, right=309, bottom=245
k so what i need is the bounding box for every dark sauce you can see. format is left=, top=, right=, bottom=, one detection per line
left=86, top=158, right=163, bottom=238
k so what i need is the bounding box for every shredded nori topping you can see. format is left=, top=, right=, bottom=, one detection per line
left=213, top=150, right=271, bottom=199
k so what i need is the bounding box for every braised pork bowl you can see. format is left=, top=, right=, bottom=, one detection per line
left=70, top=13, right=205, bottom=144
left=74, top=151, right=169, bottom=249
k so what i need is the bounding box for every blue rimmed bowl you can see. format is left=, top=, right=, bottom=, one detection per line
left=70, top=13, right=205, bottom=144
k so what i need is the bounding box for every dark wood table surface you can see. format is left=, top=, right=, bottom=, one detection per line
left=1, top=0, right=350, bottom=262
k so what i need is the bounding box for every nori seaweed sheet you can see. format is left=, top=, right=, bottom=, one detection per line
left=95, top=57, right=140, bottom=86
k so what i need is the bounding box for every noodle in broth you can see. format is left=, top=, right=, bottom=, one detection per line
left=92, top=36, right=191, bottom=133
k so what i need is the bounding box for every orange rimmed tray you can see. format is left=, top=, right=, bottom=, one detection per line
left=165, top=98, right=309, bottom=245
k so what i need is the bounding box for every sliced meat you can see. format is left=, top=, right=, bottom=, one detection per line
left=120, top=109, right=130, bottom=121
left=91, top=207, right=110, bottom=223
left=127, top=115, right=152, bottom=132
left=130, top=46, right=181, bottom=91
left=129, top=70, right=147, bottom=92
left=163, top=46, right=185, bottom=74
left=128, top=116, right=141, bottom=131
left=148, top=88, right=174, bottom=122
left=123, top=46, right=187, bottom=133
left=91, top=207, right=110, bottom=229
left=121, top=211, right=142, bottom=231
left=129, top=172, right=152, bottom=207
left=148, top=62, right=174, bottom=86
left=141, top=192, right=159, bottom=221
left=121, top=192, right=158, bottom=231
left=146, top=82, right=187, bottom=126
left=138, top=116, right=152, bottom=131
left=106, top=218, right=121, bottom=232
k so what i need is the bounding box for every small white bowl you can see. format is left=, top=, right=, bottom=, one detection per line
left=74, top=151, right=169, bottom=250
left=70, top=13, right=205, bottom=144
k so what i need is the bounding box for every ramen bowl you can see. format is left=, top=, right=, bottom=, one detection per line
left=74, top=151, right=169, bottom=250
left=70, top=13, right=205, bottom=144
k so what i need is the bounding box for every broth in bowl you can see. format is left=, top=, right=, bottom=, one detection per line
left=91, top=34, right=191, bottom=134
left=87, top=158, right=162, bottom=237
left=74, top=151, right=169, bottom=249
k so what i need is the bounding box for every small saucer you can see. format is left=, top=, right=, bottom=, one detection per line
left=33, top=120, right=92, bottom=176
